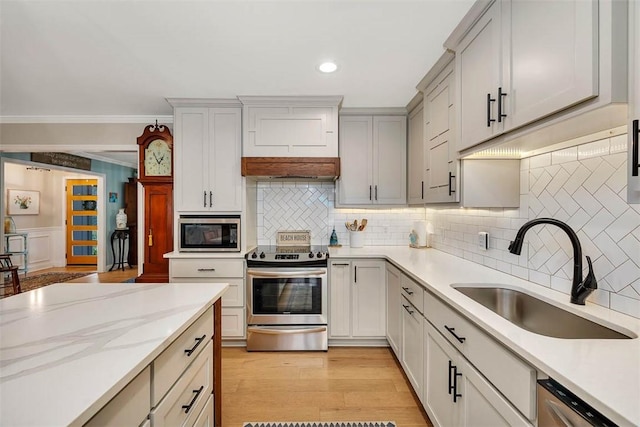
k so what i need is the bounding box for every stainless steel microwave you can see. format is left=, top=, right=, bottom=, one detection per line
left=178, top=215, right=240, bottom=252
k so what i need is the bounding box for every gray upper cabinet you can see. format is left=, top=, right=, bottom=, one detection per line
left=629, top=0, right=640, bottom=203
left=447, top=0, right=625, bottom=154
left=337, top=112, right=407, bottom=206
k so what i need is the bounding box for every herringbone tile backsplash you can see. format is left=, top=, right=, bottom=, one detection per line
left=255, top=134, right=639, bottom=318
left=427, top=134, right=640, bottom=318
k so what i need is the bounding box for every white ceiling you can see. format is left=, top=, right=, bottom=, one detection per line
left=0, top=0, right=475, bottom=119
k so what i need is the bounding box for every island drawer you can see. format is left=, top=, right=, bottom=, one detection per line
left=85, top=366, right=150, bottom=427
left=171, top=258, right=244, bottom=278
left=424, top=292, right=536, bottom=420
left=151, top=340, right=213, bottom=427
left=401, top=276, right=424, bottom=314
left=153, top=306, right=214, bottom=405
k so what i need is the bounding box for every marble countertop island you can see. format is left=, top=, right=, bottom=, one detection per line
left=330, top=246, right=640, bottom=426
left=0, top=282, right=228, bottom=426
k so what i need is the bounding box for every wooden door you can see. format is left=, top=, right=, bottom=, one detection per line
left=407, top=103, right=425, bottom=204
left=174, top=107, right=208, bottom=212
left=66, top=179, right=98, bottom=265
left=208, top=107, right=243, bottom=212
left=136, top=183, right=173, bottom=283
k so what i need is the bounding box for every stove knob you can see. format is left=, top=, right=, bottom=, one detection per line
left=308, top=252, right=314, bottom=258
left=316, top=252, right=323, bottom=258
left=259, top=252, right=265, bottom=259
left=251, top=252, right=258, bottom=259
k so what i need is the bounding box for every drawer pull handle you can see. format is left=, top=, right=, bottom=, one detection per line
left=197, top=268, right=216, bottom=272
left=402, top=304, right=414, bottom=315
left=401, top=286, right=414, bottom=295
left=444, top=325, right=466, bottom=343
left=184, top=335, right=207, bottom=356
left=182, top=385, right=204, bottom=414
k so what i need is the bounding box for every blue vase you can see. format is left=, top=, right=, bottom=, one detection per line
left=330, top=228, right=338, bottom=246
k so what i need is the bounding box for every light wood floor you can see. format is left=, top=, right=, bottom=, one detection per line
left=222, top=347, right=432, bottom=427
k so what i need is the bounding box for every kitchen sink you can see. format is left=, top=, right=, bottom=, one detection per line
left=452, top=285, right=634, bottom=339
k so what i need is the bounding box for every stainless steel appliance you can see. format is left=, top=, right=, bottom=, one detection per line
left=537, top=379, right=615, bottom=426
left=178, top=215, right=240, bottom=252
left=246, top=244, right=329, bottom=351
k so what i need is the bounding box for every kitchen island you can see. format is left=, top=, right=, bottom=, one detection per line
left=330, top=246, right=640, bottom=426
left=0, top=282, right=228, bottom=426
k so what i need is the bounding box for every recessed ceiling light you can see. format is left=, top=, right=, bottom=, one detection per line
left=318, top=62, right=338, bottom=73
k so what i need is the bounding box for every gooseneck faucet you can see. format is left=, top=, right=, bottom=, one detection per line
left=508, top=218, right=597, bottom=305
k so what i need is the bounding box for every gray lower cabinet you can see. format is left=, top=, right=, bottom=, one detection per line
left=423, top=320, right=532, bottom=427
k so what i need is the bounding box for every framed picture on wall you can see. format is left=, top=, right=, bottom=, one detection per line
left=7, top=189, right=40, bottom=215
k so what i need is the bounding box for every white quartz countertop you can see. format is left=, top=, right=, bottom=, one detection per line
left=0, top=282, right=228, bottom=426
left=329, top=246, right=640, bottom=426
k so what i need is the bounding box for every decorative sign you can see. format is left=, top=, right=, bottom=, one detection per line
left=276, top=230, right=311, bottom=247
left=31, top=152, right=92, bottom=171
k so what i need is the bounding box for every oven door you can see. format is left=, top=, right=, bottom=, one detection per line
left=246, top=267, right=327, bottom=326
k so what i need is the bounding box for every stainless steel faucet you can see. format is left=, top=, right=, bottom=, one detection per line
left=508, top=218, right=597, bottom=305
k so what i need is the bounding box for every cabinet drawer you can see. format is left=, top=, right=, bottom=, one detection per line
left=168, top=277, right=244, bottom=307
left=401, top=276, right=424, bottom=314
left=424, top=292, right=536, bottom=420
left=171, top=258, right=244, bottom=278
left=193, top=394, right=214, bottom=427
left=151, top=340, right=213, bottom=427
left=424, top=291, right=474, bottom=352
left=153, top=306, right=214, bottom=405
left=85, top=366, right=150, bottom=427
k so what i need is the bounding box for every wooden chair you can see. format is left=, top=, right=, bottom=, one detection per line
left=0, top=254, right=21, bottom=296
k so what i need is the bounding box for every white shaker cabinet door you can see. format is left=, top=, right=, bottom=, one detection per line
left=457, top=1, right=502, bottom=151
left=207, top=108, right=242, bottom=212
left=329, top=261, right=352, bottom=338
left=337, top=116, right=374, bottom=205
left=373, top=116, right=407, bottom=205
left=505, top=0, right=598, bottom=131
left=175, top=108, right=209, bottom=211
left=351, top=260, right=386, bottom=338
left=407, top=103, right=425, bottom=204
left=385, top=263, right=402, bottom=357
left=629, top=0, right=640, bottom=203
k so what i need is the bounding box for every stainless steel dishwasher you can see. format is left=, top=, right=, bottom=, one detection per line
left=537, top=379, right=617, bottom=426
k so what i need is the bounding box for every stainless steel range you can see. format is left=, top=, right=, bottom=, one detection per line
left=246, top=236, right=328, bottom=351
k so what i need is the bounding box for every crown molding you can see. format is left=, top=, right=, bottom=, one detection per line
left=339, top=107, right=407, bottom=116
left=166, top=98, right=242, bottom=108
left=0, top=115, right=173, bottom=124
left=237, top=95, right=344, bottom=107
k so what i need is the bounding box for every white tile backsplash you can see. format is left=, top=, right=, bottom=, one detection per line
left=427, top=135, right=640, bottom=319
left=253, top=136, right=639, bottom=318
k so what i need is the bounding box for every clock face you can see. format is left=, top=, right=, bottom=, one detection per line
left=144, top=139, right=172, bottom=176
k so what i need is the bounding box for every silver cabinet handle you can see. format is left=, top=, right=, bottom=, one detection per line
left=197, top=268, right=216, bottom=272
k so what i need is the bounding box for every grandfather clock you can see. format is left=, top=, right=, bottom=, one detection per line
left=135, top=122, right=173, bottom=283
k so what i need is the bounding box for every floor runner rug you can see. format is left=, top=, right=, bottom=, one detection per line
left=244, top=423, right=396, bottom=427
left=2, top=272, right=91, bottom=298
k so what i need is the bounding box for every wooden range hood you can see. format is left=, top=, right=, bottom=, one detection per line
left=241, top=157, right=340, bottom=180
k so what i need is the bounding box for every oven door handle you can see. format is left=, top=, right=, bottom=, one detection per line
left=246, top=269, right=327, bottom=277
left=247, top=326, right=327, bottom=335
